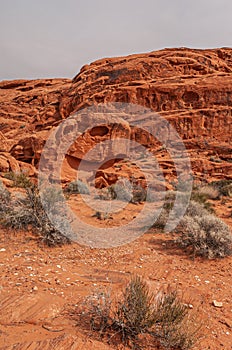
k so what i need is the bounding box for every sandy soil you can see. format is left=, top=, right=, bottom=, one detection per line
left=0, top=196, right=232, bottom=349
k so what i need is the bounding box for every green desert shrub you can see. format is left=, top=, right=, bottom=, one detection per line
left=190, top=191, right=214, bottom=212
left=211, top=179, right=232, bottom=197
left=153, top=289, right=199, bottom=350
left=152, top=191, right=190, bottom=231
left=65, top=180, right=90, bottom=195
left=77, top=276, right=200, bottom=349
left=113, top=275, right=157, bottom=341
left=4, top=171, right=32, bottom=188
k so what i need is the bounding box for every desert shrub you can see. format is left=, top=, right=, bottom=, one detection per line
left=38, top=212, right=72, bottom=246
left=177, top=213, right=232, bottom=258
left=152, top=290, right=199, bottom=350
left=80, top=290, right=112, bottom=336
left=4, top=171, right=31, bottom=188
left=107, top=178, right=147, bottom=204
left=1, top=175, right=70, bottom=246
left=39, top=186, right=64, bottom=214
left=0, top=180, right=11, bottom=213
left=113, top=275, right=157, bottom=343
left=211, top=179, right=232, bottom=197
left=152, top=208, right=170, bottom=231
left=109, top=181, right=133, bottom=202
left=65, top=180, right=90, bottom=195
left=95, top=187, right=112, bottom=201
left=77, top=276, right=200, bottom=349
left=151, top=192, right=174, bottom=230
left=152, top=191, right=190, bottom=231
left=131, top=184, right=147, bottom=203
left=190, top=191, right=214, bottom=212
left=184, top=200, right=210, bottom=218
left=197, top=185, right=219, bottom=200
left=92, top=211, right=111, bottom=220
left=3, top=205, right=36, bottom=230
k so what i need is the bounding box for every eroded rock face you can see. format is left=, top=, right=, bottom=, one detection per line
left=0, top=48, right=232, bottom=184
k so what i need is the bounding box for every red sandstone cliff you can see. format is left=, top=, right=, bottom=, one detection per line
left=0, top=48, right=232, bottom=184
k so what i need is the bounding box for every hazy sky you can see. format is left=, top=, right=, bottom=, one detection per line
left=0, top=0, right=232, bottom=80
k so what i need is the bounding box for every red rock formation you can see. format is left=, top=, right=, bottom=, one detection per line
left=0, top=48, right=232, bottom=184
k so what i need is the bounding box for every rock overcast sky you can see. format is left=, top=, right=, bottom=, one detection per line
left=0, top=0, right=231, bottom=80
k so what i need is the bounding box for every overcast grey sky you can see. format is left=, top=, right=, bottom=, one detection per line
left=0, top=0, right=231, bottom=80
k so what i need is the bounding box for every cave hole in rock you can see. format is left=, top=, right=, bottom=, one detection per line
left=89, top=125, right=109, bottom=137
left=182, top=91, right=199, bottom=104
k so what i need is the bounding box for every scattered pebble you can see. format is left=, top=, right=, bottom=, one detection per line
left=212, top=300, right=223, bottom=308
left=0, top=248, right=6, bottom=252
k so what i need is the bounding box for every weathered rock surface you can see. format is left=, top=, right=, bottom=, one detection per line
left=0, top=48, right=232, bottom=184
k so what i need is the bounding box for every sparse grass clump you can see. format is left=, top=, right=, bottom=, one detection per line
left=77, top=276, right=200, bottom=349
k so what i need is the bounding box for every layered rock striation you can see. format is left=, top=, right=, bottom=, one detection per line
left=0, top=48, right=232, bottom=184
